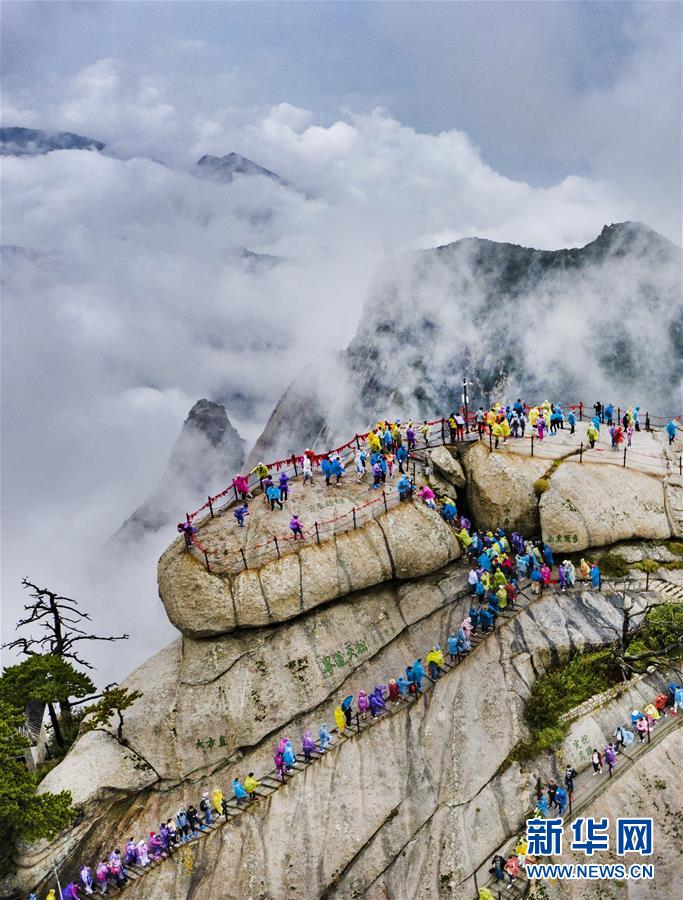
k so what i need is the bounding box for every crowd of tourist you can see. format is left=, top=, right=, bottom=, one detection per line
left=47, top=399, right=680, bottom=899
left=174, top=397, right=678, bottom=550
left=477, top=681, right=681, bottom=896
left=49, top=503, right=628, bottom=899
left=50, top=673, right=681, bottom=898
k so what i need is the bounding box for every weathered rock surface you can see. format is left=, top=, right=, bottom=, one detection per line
left=39, top=730, right=158, bottom=807
left=429, top=445, right=467, bottom=489
left=530, top=728, right=683, bottom=900
left=21, top=588, right=635, bottom=898
left=158, top=497, right=461, bottom=637
left=459, top=439, right=546, bottom=533
left=540, top=461, right=671, bottom=553
left=41, top=566, right=468, bottom=795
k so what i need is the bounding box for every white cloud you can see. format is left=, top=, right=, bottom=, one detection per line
left=0, top=68, right=672, bottom=682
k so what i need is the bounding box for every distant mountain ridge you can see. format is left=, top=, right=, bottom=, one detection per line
left=0, top=126, right=105, bottom=156
left=247, top=221, right=682, bottom=465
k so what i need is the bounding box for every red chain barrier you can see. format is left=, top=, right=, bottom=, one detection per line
left=184, top=402, right=681, bottom=558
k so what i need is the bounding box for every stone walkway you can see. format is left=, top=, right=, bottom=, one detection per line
left=52, top=575, right=679, bottom=897
left=471, top=692, right=683, bottom=899
left=105, top=584, right=540, bottom=895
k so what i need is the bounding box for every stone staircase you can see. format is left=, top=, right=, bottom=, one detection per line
left=50, top=572, right=674, bottom=898
left=652, top=577, right=683, bottom=603
left=472, top=694, right=682, bottom=899
left=98, top=588, right=537, bottom=896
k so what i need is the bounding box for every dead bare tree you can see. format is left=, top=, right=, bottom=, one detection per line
left=2, top=578, right=129, bottom=723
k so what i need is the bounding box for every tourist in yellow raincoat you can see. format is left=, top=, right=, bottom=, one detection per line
left=643, top=702, right=660, bottom=721
left=426, top=645, right=445, bottom=679
left=334, top=705, right=346, bottom=734
left=244, top=773, right=261, bottom=799
left=211, top=787, right=223, bottom=814
left=457, top=527, right=473, bottom=549
left=368, top=430, right=381, bottom=453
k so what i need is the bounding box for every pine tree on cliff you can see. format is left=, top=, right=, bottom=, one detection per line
left=0, top=655, right=95, bottom=748
left=81, top=686, right=143, bottom=745
left=608, top=590, right=683, bottom=680
left=0, top=699, right=74, bottom=878
left=2, top=578, right=129, bottom=745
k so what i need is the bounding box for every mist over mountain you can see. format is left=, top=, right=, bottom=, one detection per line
left=115, top=399, right=245, bottom=542
left=2, top=101, right=678, bottom=684
left=195, top=152, right=288, bottom=187
left=0, top=126, right=105, bottom=156
left=249, top=221, right=682, bottom=463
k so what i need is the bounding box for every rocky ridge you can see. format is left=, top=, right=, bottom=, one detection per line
left=26, top=583, right=673, bottom=899
left=247, top=222, right=682, bottom=464
left=114, top=399, right=245, bottom=543
left=10, top=434, right=683, bottom=897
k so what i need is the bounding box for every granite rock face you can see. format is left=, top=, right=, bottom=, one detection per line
left=429, top=444, right=467, bottom=489
left=529, top=728, right=682, bottom=900
left=26, top=588, right=631, bottom=898
left=539, top=461, right=671, bottom=553
left=158, top=497, right=461, bottom=637
left=459, top=439, right=546, bottom=533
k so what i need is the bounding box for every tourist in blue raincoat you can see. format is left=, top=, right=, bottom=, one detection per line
left=232, top=778, right=248, bottom=804
left=412, top=659, right=426, bottom=692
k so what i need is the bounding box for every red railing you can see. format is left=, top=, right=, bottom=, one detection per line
left=180, top=403, right=681, bottom=574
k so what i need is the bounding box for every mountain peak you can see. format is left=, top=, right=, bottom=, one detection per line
left=113, top=399, right=245, bottom=542
left=195, top=152, right=287, bottom=186
left=181, top=399, right=243, bottom=450
left=0, top=126, right=105, bottom=156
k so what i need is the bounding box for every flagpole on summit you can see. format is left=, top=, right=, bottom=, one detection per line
left=462, top=376, right=472, bottom=433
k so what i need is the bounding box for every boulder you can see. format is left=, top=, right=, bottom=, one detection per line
left=42, top=566, right=469, bottom=799
left=539, top=461, right=671, bottom=553
left=459, top=440, right=546, bottom=533
left=158, top=500, right=460, bottom=637
left=428, top=445, right=466, bottom=489
left=38, top=729, right=157, bottom=807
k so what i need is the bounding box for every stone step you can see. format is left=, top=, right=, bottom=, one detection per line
left=112, top=580, right=554, bottom=897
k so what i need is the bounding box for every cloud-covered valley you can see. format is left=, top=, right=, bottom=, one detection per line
left=1, top=30, right=679, bottom=682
